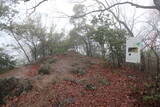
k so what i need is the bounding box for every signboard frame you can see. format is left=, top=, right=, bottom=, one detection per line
left=126, top=37, right=142, bottom=63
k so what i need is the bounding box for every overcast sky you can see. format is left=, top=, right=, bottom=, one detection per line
left=19, top=0, right=153, bottom=32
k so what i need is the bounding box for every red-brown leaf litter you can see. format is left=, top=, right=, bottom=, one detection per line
left=0, top=52, right=150, bottom=107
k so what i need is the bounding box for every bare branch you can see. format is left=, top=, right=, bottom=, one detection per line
left=72, top=9, right=106, bottom=18
left=73, top=0, right=157, bottom=18
left=105, top=1, right=157, bottom=10
left=109, top=10, right=134, bottom=37
left=28, top=0, right=48, bottom=16
left=97, top=0, right=134, bottom=37
left=30, top=0, right=48, bottom=10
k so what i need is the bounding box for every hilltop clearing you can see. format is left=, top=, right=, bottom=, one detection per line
left=0, top=52, right=150, bottom=107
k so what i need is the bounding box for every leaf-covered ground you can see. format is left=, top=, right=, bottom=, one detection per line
left=0, top=52, right=149, bottom=107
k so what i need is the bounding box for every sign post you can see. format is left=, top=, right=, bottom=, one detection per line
left=126, top=37, right=141, bottom=63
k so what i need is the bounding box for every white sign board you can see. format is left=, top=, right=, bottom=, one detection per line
left=126, top=37, right=141, bottom=63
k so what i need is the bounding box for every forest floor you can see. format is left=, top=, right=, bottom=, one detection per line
left=0, top=51, right=150, bottom=107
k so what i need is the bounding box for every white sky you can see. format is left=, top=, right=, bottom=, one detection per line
left=26, top=0, right=153, bottom=33
left=18, top=0, right=75, bottom=32
left=6, top=0, right=151, bottom=33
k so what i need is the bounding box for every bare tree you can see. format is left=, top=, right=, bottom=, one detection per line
left=6, top=20, right=32, bottom=63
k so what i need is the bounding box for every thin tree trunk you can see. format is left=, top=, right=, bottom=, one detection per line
left=101, top=44, right=105, bottom=59
left=10, top=31, right=31, bottom=63
left=82, top=38, right=90, bottom=56
left=88, top=39, right=92, bottom=57
left=151, top=47, right=160, bottom=93
left=151, top=47, right=160, bottom=72
left=147, top=53, right=150, bottom=72
left=140, top=52, right=145, bottom=72
left=31, top=41, right=37, bottom=61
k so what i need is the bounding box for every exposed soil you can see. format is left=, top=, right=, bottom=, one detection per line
left=0, top=51, right=149, bottom=107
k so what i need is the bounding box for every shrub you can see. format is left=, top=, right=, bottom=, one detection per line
left=141, top=75, right=160, bottom=105
left=76, top=79, right=87, bottom=85
left=38, top=63, right=50, bottom=74
left=71, top=62, right=79, bottom=66
left=47, top=58, right=57, bottom=64
left=71, top=68, right=86, bottom=76
left=0, top=48, right=16, bottom=73
left=63, top=78, right=76, bottom=83
left=143, top=96, right=154, bottom=102
left=0, top=77, right=32, bottom=104
left=53, top=97, right=75, bottom=107
left=142, top=93, right=160, bottom=101
left=143, top=95, right=160, bottom=102
left=85, top=84, right=96, bottom=90
left=80, top=91, right=85, bottom=96
left=98, top=79, right=110, bottom=85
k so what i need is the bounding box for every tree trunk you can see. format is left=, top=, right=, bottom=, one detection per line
left=86, top=35, right=93, bottom=57
left=140, top=52, right=145, bottom=72
left=100, top=44, right=105, bottom=59
left=151, top=47, right=160, bottom=72
left=10, top=31, right=31, bottom=63
left=151, top=47, right=160, bottom=93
